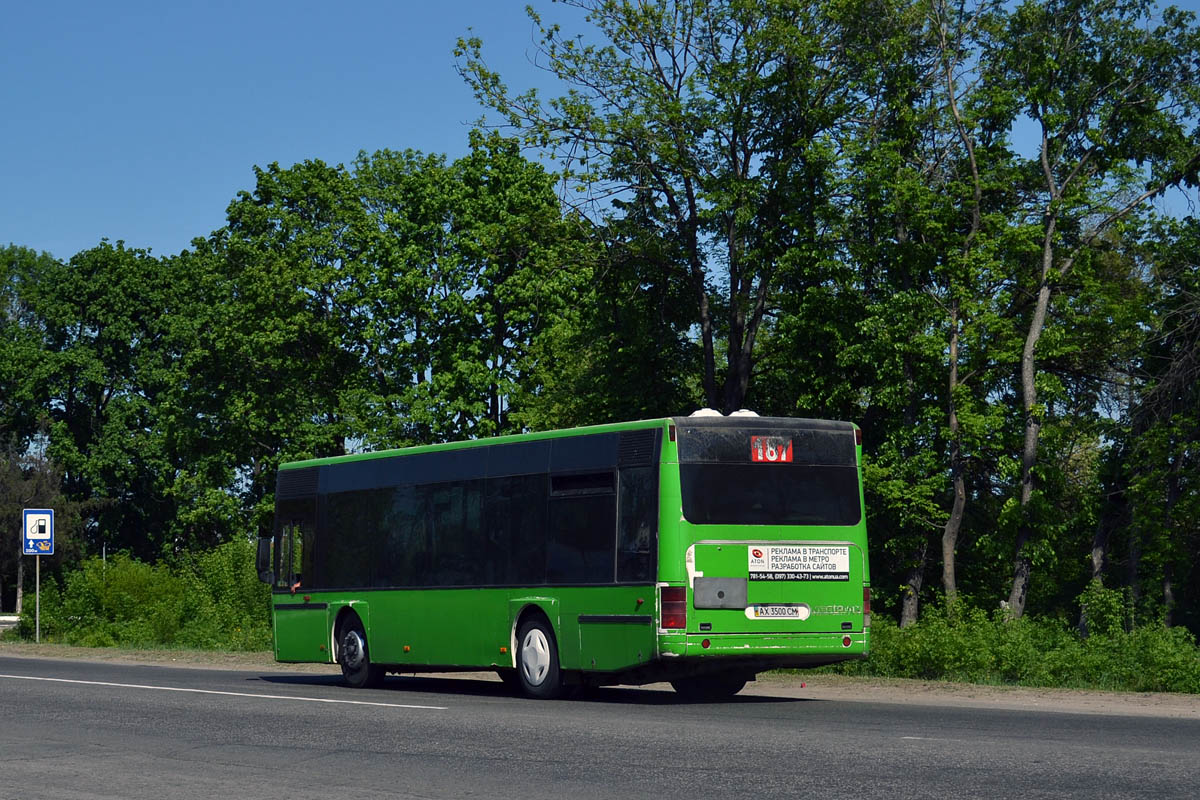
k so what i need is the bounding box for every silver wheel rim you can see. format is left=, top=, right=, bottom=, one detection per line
left=520, top=628, right=551, bottom=686
left=342, top=630, right=366, bottom=669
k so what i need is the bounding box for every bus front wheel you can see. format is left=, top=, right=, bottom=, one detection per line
left=516, top=618, right=563, bottom=699
left=338, top=618, right=384, bottom=689
left=670, top=674, right=747, bottom=701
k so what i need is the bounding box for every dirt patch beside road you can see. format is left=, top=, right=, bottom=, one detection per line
left=0, top=641, right=337, bottom=674
left=2, top=640, right=1197, bottom=718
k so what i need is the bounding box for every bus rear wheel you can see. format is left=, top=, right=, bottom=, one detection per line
left=338, top=618, right=384, bottom=689
left=670, top=674, right=748, bottom=701
left=516, top=618, right=563, bottom=699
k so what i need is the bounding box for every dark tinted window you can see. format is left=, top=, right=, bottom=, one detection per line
left=617, top=467, right=656, bottom=582
left=679, top=463, right=861, bottom=526
left=377, top=484, right=427, bottom=587
left=551, top=471, right=615, bottom=496
left=424, top=480, right=485, bottom=585
left=297, top=428, right=663, bottom=588
left=484, top=474, right=548, bottom=585
left=321, top=487, right=393, bottom=587
left=547, top=494, right=616, bottom=583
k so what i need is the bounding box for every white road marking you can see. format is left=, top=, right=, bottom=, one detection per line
left=0, top=673, right=447, bottom=710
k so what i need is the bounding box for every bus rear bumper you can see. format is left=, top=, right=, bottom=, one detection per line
left=660, top=631, right=869, bottom=664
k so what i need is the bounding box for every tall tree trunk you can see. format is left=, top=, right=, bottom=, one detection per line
left=1163, top=454, right=1183, bottom=627
left=1127, top=525, right=1142, bottom=625
left=1078, top=510, right=1116, bottom=636
left=942, top=301, right=966, bottom=605
left=900, top=539, right=929, bottom=628
left=15, top=555, right=23, bottom=616
left=939, top=19, right=980, bottom=610
left=1089, top=516, right=1110, bottom=583
left=1163, top=564, right=1175, bottom=628
left=1007, top=218, right=1056, bottom=619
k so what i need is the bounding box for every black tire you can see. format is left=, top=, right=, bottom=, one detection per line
left=670, top=674, right=748, bottom=701
left=338, top=617, right=385, bottom=689
left=516, top=617, right=563, bottom=699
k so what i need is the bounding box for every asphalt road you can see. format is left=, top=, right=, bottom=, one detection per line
left=1, top=656, right=1197, bottom=800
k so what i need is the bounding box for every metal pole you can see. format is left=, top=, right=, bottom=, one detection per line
left=35, top=555, right=41, bottom=644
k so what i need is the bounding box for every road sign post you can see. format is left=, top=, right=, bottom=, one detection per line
left=22, top=509, right=54, bottom=643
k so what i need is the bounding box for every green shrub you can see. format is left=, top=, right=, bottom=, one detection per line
left=825, top=599, right=1200, bottom=693
left=17, top=539, right=272, bottom=651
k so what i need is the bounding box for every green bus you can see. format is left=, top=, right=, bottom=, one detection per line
left=256, top=413, right=870, bottom=700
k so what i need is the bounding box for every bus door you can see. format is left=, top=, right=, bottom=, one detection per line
left=271, top=504, right=330, bottom=662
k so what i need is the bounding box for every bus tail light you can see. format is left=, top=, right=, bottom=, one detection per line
left=863, top=586, right=871, bottom=628
left=661, top=586, right=687, bottom=629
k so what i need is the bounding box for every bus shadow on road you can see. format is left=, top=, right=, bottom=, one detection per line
left=253, top=673, right=808, bottom=705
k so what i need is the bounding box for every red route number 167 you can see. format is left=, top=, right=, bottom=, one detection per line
left=750, top=436, right=793, bottom=463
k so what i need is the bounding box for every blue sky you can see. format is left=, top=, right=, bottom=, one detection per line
left=3, top=0, right=1197, bottom=261
left=2, top=0, right=566, bottom=260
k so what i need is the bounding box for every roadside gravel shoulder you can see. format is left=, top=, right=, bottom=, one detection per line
left=750, top=671, right=1200, bottom=719
left=3, top=641, right=1197, bottom=718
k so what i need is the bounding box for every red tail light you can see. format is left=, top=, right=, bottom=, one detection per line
left=660, top=586, right=687, bottom=629
left=863, top=586, right=871, bottom=628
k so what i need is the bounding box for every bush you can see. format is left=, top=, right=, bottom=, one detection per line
left=17, top=539, right=271, bottom=651
left=827, top=598, right=1200, bottom=693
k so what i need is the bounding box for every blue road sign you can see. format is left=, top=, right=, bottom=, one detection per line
left=23, top=509, right=54, bottom=556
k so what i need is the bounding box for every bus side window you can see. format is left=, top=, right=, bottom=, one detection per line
left=548, top=471, right=616, bottom=584
left=618, top=466, right=657, bottom=583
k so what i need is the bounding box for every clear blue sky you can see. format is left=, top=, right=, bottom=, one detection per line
left=2, top=0, right=564, bottom=260
left=3, top=1, right=1196, bottom=261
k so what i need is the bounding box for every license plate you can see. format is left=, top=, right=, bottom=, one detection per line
left=749, top=604, right=809, bottom=620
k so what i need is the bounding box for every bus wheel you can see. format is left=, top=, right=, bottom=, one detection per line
left=338, top=618, right=384, bottom=689
left=670, top=674, right=747, bottom=701
left=516, top=618, right=563, bottom=699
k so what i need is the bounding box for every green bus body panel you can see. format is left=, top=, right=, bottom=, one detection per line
left=268, top=416, right=871, bottom=680
left=273, top=603, right=332, bottom=663
left=272, top=585, right=655, bottom=672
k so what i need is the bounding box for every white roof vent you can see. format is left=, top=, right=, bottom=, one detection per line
left=729, top=409, right=760, bottom=417
left=689, top=408, right=723, bottom=417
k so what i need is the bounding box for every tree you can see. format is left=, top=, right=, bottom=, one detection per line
left=179, top=133, right=593, bottom=535
left=1, top=246, right=58, bottom=448
left=1120, top=217, right=1200, bottom=628
left=11, top=242, right=185, bottom=558
left=984, top=0, right=1200, bottom=617
left=457, top=0, right=867, bottom=412
left=0, top=441, right=82, bottom=613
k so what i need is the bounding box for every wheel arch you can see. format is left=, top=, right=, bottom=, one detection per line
left=331, top=603, right=369, bottom=661
left=508, top=600, right=558, bottom=669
